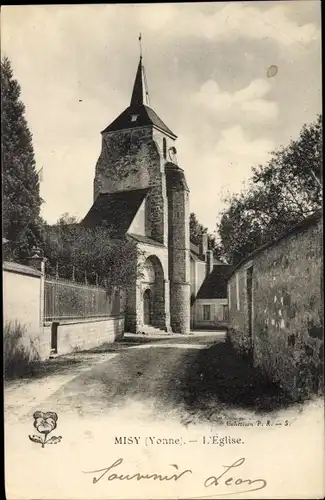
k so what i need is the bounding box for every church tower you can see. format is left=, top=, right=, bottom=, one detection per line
left=91, top=48, right=190, bottom=334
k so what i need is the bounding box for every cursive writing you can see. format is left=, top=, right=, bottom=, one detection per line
left=83, top=457, right=267, bottom=496
left=83, top=458, right=193, bottom=484
left=204, top=457, right=267, bottom=495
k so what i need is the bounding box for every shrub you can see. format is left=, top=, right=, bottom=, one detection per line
left=4, top=321, right=40, bottom=379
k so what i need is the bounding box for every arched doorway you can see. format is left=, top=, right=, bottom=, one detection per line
left=143, top=289, right=152, bottom=325
left=141, top=255, right=165, bottom=329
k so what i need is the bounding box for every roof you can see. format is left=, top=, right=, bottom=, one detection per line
left=102, top=57, right=176, bottom=138
left=196, top=264, right=233, bottom=299
left=82, top=188, right=149, bottom=236
left=127, top=233, right=165, bottom=248
left=165, top=162, right=189, bottom=192
left=190, top=241, right=223, bottom=264
left=102, top=104, right=176, bottom=138
left=3, top=260, right=42, bottom=278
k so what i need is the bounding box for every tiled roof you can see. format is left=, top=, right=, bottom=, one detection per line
left=82, top=188, right=149, bottom=236
left=196, top=264, right=233, bottom=299
left=127, top=234, right=165, bottom=248
left=102, top=104, right=176, bottom=138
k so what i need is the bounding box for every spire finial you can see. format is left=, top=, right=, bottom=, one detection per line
left=139, top=33, right=143, bottom=60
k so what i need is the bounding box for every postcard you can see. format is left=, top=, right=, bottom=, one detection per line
left=2, top=3, right=324, bottom=499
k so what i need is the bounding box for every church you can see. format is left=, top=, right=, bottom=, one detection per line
left=83, top=53, right=230, bottom=334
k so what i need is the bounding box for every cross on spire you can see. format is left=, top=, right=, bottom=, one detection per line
left=130, top=34, right=150, bottom=107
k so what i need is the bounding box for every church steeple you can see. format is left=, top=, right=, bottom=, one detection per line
left=101, top=38, right=176, bottom=138
left=130, top=57, right=146, bottom=106
left=130, top=34, right=150, bottom=107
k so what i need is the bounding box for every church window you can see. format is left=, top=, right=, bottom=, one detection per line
left=131, top=114, right=139, bottom=122
left=203, top=304, right=211, bottom=321
left=163, top=138, right=167, bottom=159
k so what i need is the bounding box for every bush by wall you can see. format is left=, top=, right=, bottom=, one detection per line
left=4, top=321, right=41, bottom=379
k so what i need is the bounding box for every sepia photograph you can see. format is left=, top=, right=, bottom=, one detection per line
left=2, top=2, right=323, bottom=499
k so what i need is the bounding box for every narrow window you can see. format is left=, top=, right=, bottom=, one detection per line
left=163, top=137, right=167, bottom=159
left=203, top=304, right=211, bottom=321
left=228, top=283, right=231, bottom=310
left=222, top=305, right=229, bottom=321
left=236, top=272, right=240, bottom=310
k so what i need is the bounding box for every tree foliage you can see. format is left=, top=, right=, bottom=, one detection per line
left=1, top=56, right=43, bottom=261
left=218, top=115, right=322, bottom=265
left=190, top=212, right=224, bottom=260
left=42, top=215, right=141, bottom=291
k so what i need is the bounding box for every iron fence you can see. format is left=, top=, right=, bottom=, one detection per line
left=44, top=277, right=123, bottom=323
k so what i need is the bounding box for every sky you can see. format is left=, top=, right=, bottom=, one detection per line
left=1, top=2, right=322, bottom=232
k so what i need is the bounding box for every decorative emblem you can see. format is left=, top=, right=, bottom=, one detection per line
left=29, top=411, right=62, bottom=448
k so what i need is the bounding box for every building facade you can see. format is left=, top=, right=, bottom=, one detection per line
left=190, top=233, right=232, bottom=329
left=83, top=56, right=191, bottom=334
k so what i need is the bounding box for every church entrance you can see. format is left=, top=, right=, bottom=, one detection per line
left=143, top=289, right=152, bottom=325
left=141, top=255, right=165, bottom=329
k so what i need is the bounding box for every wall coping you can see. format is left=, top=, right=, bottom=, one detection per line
left=228, top=209, right=322, bottom=279
left=43, top=315, right=124, bottom=327
left=3, top=260, right=42, bottom=278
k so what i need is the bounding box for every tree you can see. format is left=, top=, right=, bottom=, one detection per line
left=190, top=212, right=224, bottom=261
left=1, top=56, right=43, bottom=261
left=218, top=115, right=322, bottom=265
left=42, top=215, right=141, bottom=291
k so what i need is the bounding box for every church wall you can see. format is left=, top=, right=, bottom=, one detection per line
left=128, top=198, right=146, bottom=236
left=94, top=126, right=168, bottom=245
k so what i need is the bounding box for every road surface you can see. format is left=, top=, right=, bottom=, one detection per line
left=15, top=331, right=296, bottom=425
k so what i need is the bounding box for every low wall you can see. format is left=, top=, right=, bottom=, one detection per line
left=44, top=316, right=124, bottom=355
left=3, top=261, right=125, bottom=361
left=227, top=211, right=323, bottom=398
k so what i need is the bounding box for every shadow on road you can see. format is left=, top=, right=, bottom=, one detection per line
left=164, top=339, right=296, bottom=417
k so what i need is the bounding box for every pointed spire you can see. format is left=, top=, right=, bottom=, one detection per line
left=130, top=34, right=150, bottom=107
left=130, top=58, right=145, bottom=106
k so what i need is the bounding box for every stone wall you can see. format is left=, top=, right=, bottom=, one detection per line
left=94, top=126, right=169, bottom=245
left=43, top=317, right=124, bottom=356
left=227, top=212, right=323, bottom=398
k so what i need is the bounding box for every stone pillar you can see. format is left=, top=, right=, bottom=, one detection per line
left=166, top=163, right=191, bottom=334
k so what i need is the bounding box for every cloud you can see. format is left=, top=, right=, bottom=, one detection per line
left=179, top=125, right=274, bottom=230
left=194, top=78, right=278, bottom=123
left=139, top=3, right=319, bottom=48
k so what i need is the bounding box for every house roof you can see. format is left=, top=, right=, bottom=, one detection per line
left=102, top=58, right=176, bottom=138
left=196, top=264, right=233, bottom=299
left=190, top=241, right=224, bottom=265
left=82, top=188, right=149, bottom=236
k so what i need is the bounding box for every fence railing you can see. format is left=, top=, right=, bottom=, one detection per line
left=44, top=277, right=123, bottom=323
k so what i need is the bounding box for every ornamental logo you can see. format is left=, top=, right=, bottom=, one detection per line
left=29, top=411, right=62, bottom=448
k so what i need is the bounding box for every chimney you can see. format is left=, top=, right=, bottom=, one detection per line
left=206, top=250, right=214, bottom=276
left=199, top=232, right=208, bottom=258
